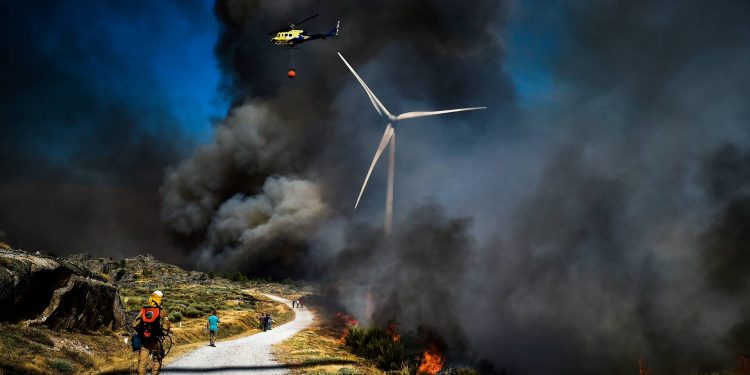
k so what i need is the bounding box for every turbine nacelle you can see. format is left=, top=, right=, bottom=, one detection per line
left=338, top=52, right=486, bottom=234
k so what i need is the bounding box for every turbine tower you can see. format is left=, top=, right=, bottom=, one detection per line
left=338, top=52, right=486, bottom=234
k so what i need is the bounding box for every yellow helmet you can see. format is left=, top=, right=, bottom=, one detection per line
left=148, top=290, right=164, bottom=307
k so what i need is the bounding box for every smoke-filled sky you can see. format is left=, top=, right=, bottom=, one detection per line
left=2, top=0, right=750, bottom=373
left=0, top=1, right=226, bottom=261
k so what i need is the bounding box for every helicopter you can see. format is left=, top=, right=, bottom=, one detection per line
left=269, top=14, right=340, bottom=47
left=268, top=14, right=340, bottom=78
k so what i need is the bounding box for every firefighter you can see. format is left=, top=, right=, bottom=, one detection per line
left=132, top=290, right=171, bottom=375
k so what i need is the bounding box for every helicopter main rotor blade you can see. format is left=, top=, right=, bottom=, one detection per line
left=293, top=13, right=320, bottom=27
left=268, top=28, right=291, bottom=35
left=395, top=107, right=486, bottom=121
left=338, top=52, right=392, bottom=118
left=268, top=14, right=319, bottom=34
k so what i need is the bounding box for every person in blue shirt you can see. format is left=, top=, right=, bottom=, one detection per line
left=207, top=310, right=220, bottom=347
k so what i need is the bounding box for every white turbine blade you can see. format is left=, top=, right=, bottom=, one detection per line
left=355, top=124, right=394, bottom=209
left=395, top=107, right=486, bottom=121
left=338, top=52, right=392, bottom=118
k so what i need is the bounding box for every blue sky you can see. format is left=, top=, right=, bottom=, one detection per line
left=505, top=0, right=565, bottom=107
left=25, top=1, right=557, bottom=142
left=54, top=1, right=557, bottom=140
left=46, top=1, right=228, bottom=141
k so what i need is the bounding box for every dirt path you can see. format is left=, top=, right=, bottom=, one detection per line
left=164, top=294, right=313, bottom=374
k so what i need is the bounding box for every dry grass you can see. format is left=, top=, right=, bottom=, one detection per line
left=1, top=281, right=298, bottom=374
left=0, top=295, right=295, bottom=374
left=0, top=324, right=133, bottom=374
left=274, top=308, right=382, bottom=375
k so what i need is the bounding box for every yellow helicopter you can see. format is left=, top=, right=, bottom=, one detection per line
left=268, top=14, right=340, bottom=78
left=268, top=14, right=340, bottom=48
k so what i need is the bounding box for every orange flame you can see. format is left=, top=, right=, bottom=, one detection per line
left=418, top=346, right=445, bottom=375
left=738, top=353, right=750, bottom=375
left=335, top=312, right=358, bottom=343
left=387, top=322, right=401, bottom=342
left=639, top=358, right=652, bottom=375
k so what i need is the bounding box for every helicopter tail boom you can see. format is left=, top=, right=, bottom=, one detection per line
left=305, top=21, right=340, bottom=42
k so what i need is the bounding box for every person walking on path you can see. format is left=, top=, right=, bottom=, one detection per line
left=132, top=290, right=171, bottom=375
left=263, top=313, right=274, bottom=331
left=207, top=310, right=220, bottom=347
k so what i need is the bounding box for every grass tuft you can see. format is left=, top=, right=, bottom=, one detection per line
left=46, top=358, right=76, bottom=375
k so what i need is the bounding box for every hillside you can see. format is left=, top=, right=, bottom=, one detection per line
left=0, top=248, right=305, bottom=374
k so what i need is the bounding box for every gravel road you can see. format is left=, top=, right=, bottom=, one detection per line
left=164, top=294, right=313, bottom=374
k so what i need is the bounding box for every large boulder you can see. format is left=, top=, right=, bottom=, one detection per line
left=0, top=249, right=126, bottom=331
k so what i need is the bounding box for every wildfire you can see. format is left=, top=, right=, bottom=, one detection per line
left=738, top=353, right=750, bottom=375
left=335, top=312, right=358, bottom=343
left=387, top=322, right=401, bottom=342
left=418, top=345, right=445, bottom=375
left=638, top=358, right=652, bottom=375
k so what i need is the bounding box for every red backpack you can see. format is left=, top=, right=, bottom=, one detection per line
left=138, top=306, right=162, bottom=338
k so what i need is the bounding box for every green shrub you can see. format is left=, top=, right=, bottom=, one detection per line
left=124, top=296, right=145, bottom=310
left=47, top=358, right=76, bottom=374
left=184, top=308, right=202, bottom=318
left=225, top=271, right=248, bottom=282
left=61, top=348, right=94, bottom=368
left=189, top=303, right=210, bottom=312
left=169, top=311, right=183, bottom=323
left=344, top=326, right=405, bottom=371
left=169, top=303, right=188, bottom=313
left=208, top=271, right=215, bottom=279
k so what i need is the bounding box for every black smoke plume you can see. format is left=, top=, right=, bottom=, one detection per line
left=161, top=0, right=511, bottom=276
left=163, top=0, right=750, bottom=373
left=0, top=1, right=195, bottom=260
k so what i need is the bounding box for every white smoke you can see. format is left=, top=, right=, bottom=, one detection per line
left=161, top=102, right=304, bottom=236
left=195, top=175, right=331, bottom=270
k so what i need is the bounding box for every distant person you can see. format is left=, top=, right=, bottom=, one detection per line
left=207, top=310, right=220, bottom=347
left=298, top=298, right=304, bottom=308
left=132, top=290, right=171, bottom=375
left=263, top=313, right=274, bottom=331
left=291, top=300, right=297, bottom=308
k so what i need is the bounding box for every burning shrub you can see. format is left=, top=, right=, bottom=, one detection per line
left=344, top=326, right=407, bottom=370
left=335, top=312, right=359, bottom=343
left=418, top=345, right=445, bottom=375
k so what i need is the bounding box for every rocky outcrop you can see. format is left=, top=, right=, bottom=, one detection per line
left=73, top=254, right=209, bottom=286
left=0, top=249, right=126, bottom=331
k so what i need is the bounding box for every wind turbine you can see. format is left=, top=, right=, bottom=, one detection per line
left=338, top=52, right=486, bottom=235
